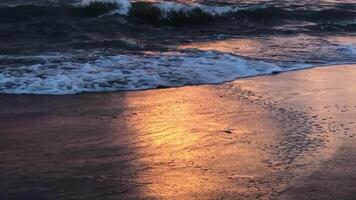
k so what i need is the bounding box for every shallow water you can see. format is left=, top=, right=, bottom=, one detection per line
left=0, top=0, right=355, bottom=94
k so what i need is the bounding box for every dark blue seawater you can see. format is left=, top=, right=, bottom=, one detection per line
left=0, top=0, right=355, bottom=94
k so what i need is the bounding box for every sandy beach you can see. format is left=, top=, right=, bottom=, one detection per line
left=1, top=64, right=356, bottom=200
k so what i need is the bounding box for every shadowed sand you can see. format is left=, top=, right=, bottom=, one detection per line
left=1, top=64, right=356, bottom=200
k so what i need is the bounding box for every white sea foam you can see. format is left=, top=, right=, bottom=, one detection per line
left=78, top=0, right=239, bottom=17
left=1, top=40, right=355, bottom=95
left=153, top=2, right=240, bottom=18
left=80, top=0, right=131, bottom=15
left=0, top=51, right=294, bottom=94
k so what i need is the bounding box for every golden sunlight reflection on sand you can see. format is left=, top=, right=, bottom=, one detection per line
left=102, top=66, right=356, bottom=199
left=124, top=88, right=223, bottom=199
left=115, top=87, right=277, bottom=199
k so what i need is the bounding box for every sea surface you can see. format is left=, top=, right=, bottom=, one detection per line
left=0, top=0, right=355, bottom=94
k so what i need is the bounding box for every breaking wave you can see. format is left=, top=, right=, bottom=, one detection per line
left=1, top=0, right=355, bottom=25
left=0, top=51, right=302, bottom=95
left=79, top=0, right=131, bottom=15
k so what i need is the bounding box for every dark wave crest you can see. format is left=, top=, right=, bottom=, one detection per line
left=1, top=1, right=355, bottom=24
left=0, top=0, right=355, bottom=54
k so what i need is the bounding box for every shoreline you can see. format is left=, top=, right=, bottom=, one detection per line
left=2, top=62, right=356, bottom=96
left=1, top=64, right=356, bottom=199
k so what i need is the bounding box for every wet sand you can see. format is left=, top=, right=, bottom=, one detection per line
left=1, top=64, right=356, bottom=200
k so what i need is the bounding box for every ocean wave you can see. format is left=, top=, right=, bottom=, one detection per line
left=2, top=42, right=356, bottom=94
left=79, top=0, right=131, bottom=15
left=79, top=0, right=240, bottom=18
left=127, top=1, right=240, bottom=25
left=0, top=51, right=289, bottom=94
left=95, top=0, right=356, bottom=25
left=1, top=0, right=355, bottom=25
